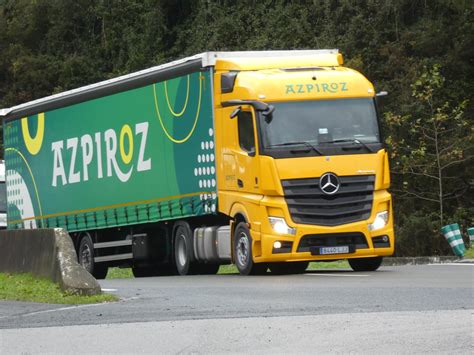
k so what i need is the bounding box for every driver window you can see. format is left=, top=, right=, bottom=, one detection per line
left=237, top=111, right=255, bottom=153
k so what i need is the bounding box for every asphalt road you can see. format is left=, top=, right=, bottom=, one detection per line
left=0, top=264, right=473, bottom=353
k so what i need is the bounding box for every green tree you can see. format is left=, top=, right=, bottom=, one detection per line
left=1, top=0, right=472, bottom=256
left=385, top=65, right=473, bottom=238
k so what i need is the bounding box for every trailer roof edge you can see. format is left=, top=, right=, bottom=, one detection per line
left=1, top=49, right=339, bottom=121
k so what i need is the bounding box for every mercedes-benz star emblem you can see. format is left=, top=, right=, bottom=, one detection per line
left=319, top=173, right=340, bottom=195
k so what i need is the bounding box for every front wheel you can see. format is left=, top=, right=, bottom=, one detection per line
left=348, top=257, right=383, bottom=272
left=233, top=222, right=267, bottom=275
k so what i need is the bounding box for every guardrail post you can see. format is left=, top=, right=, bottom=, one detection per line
left=441, top=223, right=465, bottom=257
left=468, top=227, right=474, bottom=248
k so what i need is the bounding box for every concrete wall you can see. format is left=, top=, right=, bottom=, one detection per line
left=0, top=228, right=101, bottom=295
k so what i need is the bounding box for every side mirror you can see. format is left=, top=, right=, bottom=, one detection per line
left=375, top=91, right=388, bottom=107
left=248, top=148, right=256, bottom=157
left=230, top=106, right=241, bottom=119
left=262, top=105, right=275, bottom=123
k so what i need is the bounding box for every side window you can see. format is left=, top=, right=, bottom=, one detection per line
left=237, top=111, right=255, bottom=153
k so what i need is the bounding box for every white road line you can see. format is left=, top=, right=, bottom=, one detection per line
left=101, top=288, right=118, bottom=292
left=18, top=303, right=107, bottom=317
left=0, top=296, right=139, bottom=319
left=427, top=263, right=474, bottom=266
left=305, top=273, right=369, bottom=277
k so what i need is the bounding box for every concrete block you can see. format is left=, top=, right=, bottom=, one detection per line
left=0, top=228, right=101, bottom=296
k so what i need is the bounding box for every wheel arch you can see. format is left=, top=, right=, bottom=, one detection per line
left=228, top=204, right=251, bottom=264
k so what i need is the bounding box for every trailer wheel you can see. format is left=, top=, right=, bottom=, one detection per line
left=78, top=234, right=108, bottom=279
left=173, top=222, right=198, bottom=275
left=269, top=261, right=309, bottom=275
left=233, top=222, right=267, bottom=275
left=348, top=257, right=383, bottom=272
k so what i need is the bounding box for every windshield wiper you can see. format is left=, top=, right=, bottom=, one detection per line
left=326, top=139, right=374, bottom=153
left=268, top=141, right=323, bottom=155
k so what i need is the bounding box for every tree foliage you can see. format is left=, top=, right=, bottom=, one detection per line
left=0, top=0, right=472, bottom=255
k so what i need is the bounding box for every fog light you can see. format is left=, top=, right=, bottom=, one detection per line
left=372, top=235, right=391, bottom=248
left=268, top=217, right=296, bottom=235
left=368, top=211, right=389, bottom=231
left=272, top=241, right=293, bottom=254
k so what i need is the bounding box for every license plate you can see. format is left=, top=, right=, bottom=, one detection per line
left=319, top=246, right=350, bottom=255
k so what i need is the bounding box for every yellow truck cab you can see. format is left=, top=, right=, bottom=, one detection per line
left=213, top=50, right=393, bottom=274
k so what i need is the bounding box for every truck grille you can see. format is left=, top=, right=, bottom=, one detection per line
left=282, top=175, right=374, bottom=226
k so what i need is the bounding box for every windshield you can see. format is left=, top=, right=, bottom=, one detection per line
left=260, top=98, right=380, bottom=150
left=0, top=182, right=5, bottom=213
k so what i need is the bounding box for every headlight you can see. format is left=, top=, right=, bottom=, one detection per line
left=268, top=217, right=296, bottom=235
left=368, top=211, right=389, bottom=231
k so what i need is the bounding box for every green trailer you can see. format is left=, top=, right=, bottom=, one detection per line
left=1, top=54, right=222, bottom=278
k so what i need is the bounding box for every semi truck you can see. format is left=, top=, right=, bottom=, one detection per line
left=0, top=50, right=394, bottom=277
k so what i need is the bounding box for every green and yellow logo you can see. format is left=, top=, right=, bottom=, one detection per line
left=22, top=113, right=45, bottom=155
left=152, top=72, right=204, bottom=144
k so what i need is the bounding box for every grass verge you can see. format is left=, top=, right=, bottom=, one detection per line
left=464, top=247, right=474, bottom=259
left=107, top=267, right=134, bottom=279
left=0, top=273, right=117, bottom=304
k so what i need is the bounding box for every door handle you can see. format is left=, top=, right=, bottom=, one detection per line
left=237, top=179, right=244, bottom=188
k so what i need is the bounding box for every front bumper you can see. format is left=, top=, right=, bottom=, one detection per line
left=252, top=191, right=394, bottom=263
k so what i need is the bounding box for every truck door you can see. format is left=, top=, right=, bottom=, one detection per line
left=222, top=107, right=260, bottom=194
left=235, top=109, right=260, bottom=193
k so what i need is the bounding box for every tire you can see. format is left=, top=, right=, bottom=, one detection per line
left=173, top=222, right=198, bottom=275
left=348, top=257, right=383, bottom=272
left=290, top=261, right=309, bottom=274
left=78, top=234, right=108, bottom=279
left=233, top=222, right=267, bottom=275
left=269, top=261, right=309, bottom=275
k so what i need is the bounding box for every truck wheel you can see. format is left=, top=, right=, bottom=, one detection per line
left=174, top=222, right=198, bottom=275
left=78, top=234, right=108, bottom=279
left=290, top=261, right=309, bottom=274
left=349, top=257, right=383, bottom=272
left=233, top=222, right=267, bottom=275
left=269, top=261, right=309, bottom=275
